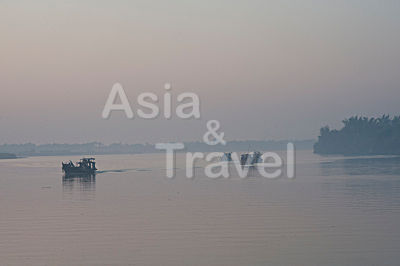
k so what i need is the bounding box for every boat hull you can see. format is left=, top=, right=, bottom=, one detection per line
left=63, top=168, right=96, bottom=175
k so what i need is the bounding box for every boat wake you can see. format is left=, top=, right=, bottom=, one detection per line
left=96, top=168, right=151, bottom=174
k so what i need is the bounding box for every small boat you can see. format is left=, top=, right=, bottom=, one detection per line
left=240, top=153, right=249, bottom=165
left=62, top=158, right=97, bottom=176
left=240, top=152, right=262, bottom=165
left=221, top=152, right=233, bottom=162
left=250, top=151, right=262, bottom=164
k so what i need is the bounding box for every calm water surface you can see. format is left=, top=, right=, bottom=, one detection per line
left=1, top=151, right=400, bottom=265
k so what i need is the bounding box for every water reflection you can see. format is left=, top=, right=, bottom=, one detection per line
left=318, top=156, right=400, bottom=209
left=62, top=174, right=96, bottom=200
left=319, top=156, right=400, bottom=176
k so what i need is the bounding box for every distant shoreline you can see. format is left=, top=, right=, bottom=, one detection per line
left=0, top=140, right=315, bottom=157
left=314, top=115, right=400, bottom=156
left=0, top=153, right=17, bottom=159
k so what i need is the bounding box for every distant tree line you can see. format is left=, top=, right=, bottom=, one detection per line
left=314, top=115, right=400, bottom=155
left=0, top=140, right=314, bottom=157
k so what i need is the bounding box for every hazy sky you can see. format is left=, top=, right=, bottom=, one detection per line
left=1, top=0, right=399, bottom=144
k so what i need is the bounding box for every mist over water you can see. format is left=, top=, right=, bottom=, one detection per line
left=1, top=151, right=400, bottom=265
left=1, top=0, right=400, bottom=143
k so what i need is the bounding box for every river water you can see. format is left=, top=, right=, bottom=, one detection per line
left=1, top=151, right=400, bottom=265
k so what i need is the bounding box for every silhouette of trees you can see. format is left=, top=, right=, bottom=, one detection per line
left=314, top=115, right=400, bottom=155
